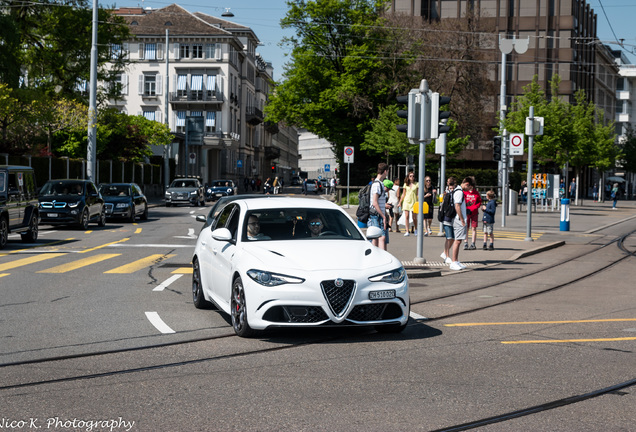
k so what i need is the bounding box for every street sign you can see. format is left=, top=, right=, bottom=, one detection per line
left=344, top=146, right=354, bottom=164
left=325, top=164, right=330, bottom=172
left=509, top=133, right=524, bottom=156
left=189, top=152, right=196, bottom=164
left=237, top=159, right=243, bottom=168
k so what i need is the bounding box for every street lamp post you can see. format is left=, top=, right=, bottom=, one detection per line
left=87, top=0, right=99, bottom=181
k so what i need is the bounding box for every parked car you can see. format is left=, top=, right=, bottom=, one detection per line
left=304, top=179, right=320, bottom=194
left=0, top=165, right=39, bottom=249
left=98, top=183, right=148, bottom=222
left=205, top=180, right=237, bottom=201
left=38, top=179, right=106, bottom=229
left=192, top=197, right=409, bottom=337
left=165, top=177, right=205, bottom=207
left=291, top=176, right=301, bottom=186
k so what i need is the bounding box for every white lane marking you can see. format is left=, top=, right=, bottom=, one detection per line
left=153, top=274, right=184, bottom=292
left=410, top=311, right=427, bottom=320
left=175, top=228, right=196, bottom=239
left=145, top=312, right=176, bottom=334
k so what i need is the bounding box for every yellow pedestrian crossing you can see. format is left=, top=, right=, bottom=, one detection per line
left=37, top=253, right=121, bottom=274
left=0, top=253, right=67, bottom=272
left=104, top=254, right=175, bottom=274
left=495, top=230, right=543, bottom=241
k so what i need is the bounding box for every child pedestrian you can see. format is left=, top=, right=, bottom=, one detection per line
left=481, top=190, right=497, bottom=250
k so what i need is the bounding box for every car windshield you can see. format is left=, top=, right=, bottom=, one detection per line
left=242, top=208, right=364, bottom=242
left=212, top=181, right=229, bottom=187
left=41, top=181, right=84, bottom=195
left=99, top=185, right=129, bottom=197
left=171, top=180, right=197, bottom=188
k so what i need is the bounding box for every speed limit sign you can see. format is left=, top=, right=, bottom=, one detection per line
left=509, top=133, right=524, bottom=156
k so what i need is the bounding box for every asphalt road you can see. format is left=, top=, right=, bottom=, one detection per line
left=0, top=197, right=635, bottom=431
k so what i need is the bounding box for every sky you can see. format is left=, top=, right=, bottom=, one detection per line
left=115, top=0, right=636, bottom=80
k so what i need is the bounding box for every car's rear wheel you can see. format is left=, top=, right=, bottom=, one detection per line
left=0, top=217, right=8, bottom=249
left=192, top=258, right=213, bottom=309
left=21, top=213, right=38, bottom=243
left=231, top=276, right=256, bottom=337
left=79, top=209, right=90, bottom=230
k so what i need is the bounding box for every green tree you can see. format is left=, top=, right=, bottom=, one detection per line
left=619, top=127, right=636, bottom=174
left=2, top=0, right=130, bottom=100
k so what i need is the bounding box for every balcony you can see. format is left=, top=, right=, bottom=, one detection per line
left=170, top=91, right=222, bottom=105
left=616, top=112, right=631, bottom=123
left=264, top=146, right=281, bottom=160
left=246, top=107, right=264, bottom=126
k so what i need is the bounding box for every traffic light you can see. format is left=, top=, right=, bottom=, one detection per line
left=430, top=92, right=451, bottom=138
left=493, top=136, right=502, bottom=161
left=396, top=89, right=421, bottom=144
left=271, top=164, right=276, bottom=173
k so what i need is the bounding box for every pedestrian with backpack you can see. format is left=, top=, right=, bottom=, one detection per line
left=439, top=177, right=456, bottom=265
left=448, top=178, right=469, bottom=270
left=368, top=162, right=389, bottom=250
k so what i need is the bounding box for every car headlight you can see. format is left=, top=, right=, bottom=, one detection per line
left=67, top=201, right=80, bottom=208
left=207, top=188, right=212, bottom=194
left=164, top=192, right=170, bottom=198
left=190, top=191, right=197, bottom=196
left=369, top=267, right=406, bottom=284
left=247, top=270, right=305, bottom=287
left=116, top=203, right=129, bottom=208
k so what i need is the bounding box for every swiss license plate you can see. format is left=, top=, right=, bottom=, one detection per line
left=369, top=289, right=396, bottom=300
left=47, top=213, right=58, bottom=218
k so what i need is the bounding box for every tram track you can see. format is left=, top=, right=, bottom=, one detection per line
left=413, top=228, right=636, bottom=322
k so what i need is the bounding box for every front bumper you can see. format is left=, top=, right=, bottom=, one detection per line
left=243, top=272, right=409, bottom=330
left=104, top=203, right=132, bottom=218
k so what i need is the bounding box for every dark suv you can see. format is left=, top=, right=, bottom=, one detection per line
left=38, top=179, right=106, bottom=229
left=0, top=165, right=39, bottom=249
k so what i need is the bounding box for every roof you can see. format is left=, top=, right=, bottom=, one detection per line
left=115, top=4, right=232, bottom=37
left=241, top=197, right=341, bottom=211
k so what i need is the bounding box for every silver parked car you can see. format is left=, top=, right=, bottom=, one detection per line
left=165, top=177, right=205, bottom=207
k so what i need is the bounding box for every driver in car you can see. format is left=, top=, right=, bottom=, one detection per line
left=247, top=215, right=271, bottom=240
left=308, top=215, right=324, bottom=237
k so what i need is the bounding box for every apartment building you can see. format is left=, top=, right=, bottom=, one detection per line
left=109, top=4, right=298, bottom=186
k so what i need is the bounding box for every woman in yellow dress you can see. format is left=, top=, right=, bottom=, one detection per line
left=399, top=170, right=419, bottom=236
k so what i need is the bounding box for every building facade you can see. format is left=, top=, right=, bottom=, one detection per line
left=108, top=4, right=298, bottom=187
left=297, top=130, right=339, bottom=182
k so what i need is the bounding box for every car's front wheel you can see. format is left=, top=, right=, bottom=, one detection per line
left=21, top=213, right=38, bottom=243
left=231, top=276, right=256, bottom=337
left=79, top=209, right=90, bottom=230
left=128, top=204, right=136, bottom=223
left=97, top=208, right=106, bottom=227
left=141, top=204, right=148, bottom=220
left=192, top=258, right=213, bottom=309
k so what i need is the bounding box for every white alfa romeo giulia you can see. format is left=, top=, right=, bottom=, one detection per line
left=192, top=197, right=409, bottom=337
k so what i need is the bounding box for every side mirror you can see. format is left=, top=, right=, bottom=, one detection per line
left=211, top=227, right=232, bottom=242
left=365, top=226, right=384, bottom=240
left=196, top=215, right=207, bottom=223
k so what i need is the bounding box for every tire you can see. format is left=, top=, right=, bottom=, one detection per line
left=97, top=209, right=106, bottom=227
left=0, top=216, right=8, bottom=249
left=21, top=213, right=38, bottom=243
left=141, top=204, right=148, bottom=220
left=79, top=209, right=90, bottom=230
left=231, top=276, right=256, bottom=337
left=128, top=205, right=136, bottom=223
left=192, top=258, right=213, bottom=309
left=166, top=202, right=171, bottom=207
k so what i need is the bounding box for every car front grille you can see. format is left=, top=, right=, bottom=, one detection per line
left=321, top=279, right=356, bottom=317
left=347, top=303, right=403, bottom=321
left=40, top=202, right=67, bottom=209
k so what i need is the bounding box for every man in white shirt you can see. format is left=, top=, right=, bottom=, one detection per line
left=449, top=178, right=469, bottom=270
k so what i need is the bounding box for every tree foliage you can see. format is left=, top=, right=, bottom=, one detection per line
left=503, top=75, right=618, bottom=173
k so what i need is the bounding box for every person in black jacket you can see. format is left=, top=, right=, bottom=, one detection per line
left=481, top=190, right=497, bottom=250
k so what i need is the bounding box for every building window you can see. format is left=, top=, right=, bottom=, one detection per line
left=191, top=75, right=203, bottom=100
left=111, top=44, right=121, bottom=60
left=179, top=44, right=190, bottom=59
left=143, top=111, right=156, bottom=121
left=206, top=111, right=216, bottom=132
left=144, top=43, right=157, bottom=60
left=138, top=74, right=162, bottom=96
left=176, top=111, right=186, bottom=133
left=207, top=75, right=216, bottom=98
left=192, top=44, right=203, bottom=58
left=177, top=74, right=187, bottom=97
left=205, top=44, right=216, bottom=59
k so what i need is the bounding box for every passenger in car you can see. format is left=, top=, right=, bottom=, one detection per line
left=247, top=215, right=271, bottom=240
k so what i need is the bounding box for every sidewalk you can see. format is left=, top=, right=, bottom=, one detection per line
left=341, top=199, right=636, bottom=277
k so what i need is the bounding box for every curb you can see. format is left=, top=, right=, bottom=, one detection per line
left=508, top=240, right=566, bottom=261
